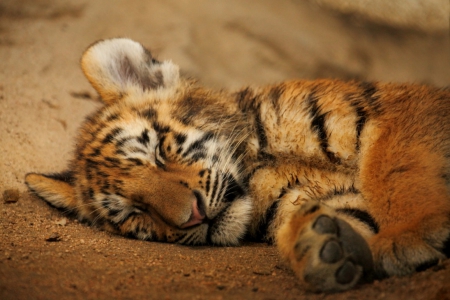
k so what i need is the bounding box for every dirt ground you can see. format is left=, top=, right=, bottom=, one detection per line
left=1, top=1, right=450, bottom=299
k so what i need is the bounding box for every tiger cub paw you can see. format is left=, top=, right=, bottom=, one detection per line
left=277, top=202, right=374, bottom=292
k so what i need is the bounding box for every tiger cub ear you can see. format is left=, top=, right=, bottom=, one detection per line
left=25, top=172, right=77, bottom=211
left=81, top=38, right=180, bottom=104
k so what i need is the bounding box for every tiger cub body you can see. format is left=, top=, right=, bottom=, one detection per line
left=25, top=38, right=450, bottom=292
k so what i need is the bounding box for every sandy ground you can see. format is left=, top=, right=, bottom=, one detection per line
left=1, top=0, right=450, bottom=299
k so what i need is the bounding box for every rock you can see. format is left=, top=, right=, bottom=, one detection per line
left=54, top=218, right=68, bottom=226
left=45, top=233, right=61, bottom=242
left=310, top=0, right=448, bottom=33
left=3, top=189, right=20, bottom=203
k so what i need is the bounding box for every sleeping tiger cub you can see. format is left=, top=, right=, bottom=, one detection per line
left=25, top=38, right=450, bottom=292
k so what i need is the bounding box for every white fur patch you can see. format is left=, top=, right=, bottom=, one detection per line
left=210, top=195, right=253, bottom=245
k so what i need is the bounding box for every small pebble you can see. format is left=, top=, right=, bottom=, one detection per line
left=3, top=189, right=20, bottom=203
left=45, top=232, right=61, bottom=242
left=54, top=218, right=67, bottom=226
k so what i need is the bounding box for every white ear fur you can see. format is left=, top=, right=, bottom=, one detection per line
left=81, top=38, right=180, bottom=104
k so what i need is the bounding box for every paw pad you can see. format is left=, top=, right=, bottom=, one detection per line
left=288, top=206, right=373, bottom=292
left=313, top=215, right=337, bottom=234
left=336, top=260, right=357, bottom=284
left=320, top=240, right=343, bottom=263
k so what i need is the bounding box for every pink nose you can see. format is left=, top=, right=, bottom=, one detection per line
left=180, top=200, right=205, bottom=228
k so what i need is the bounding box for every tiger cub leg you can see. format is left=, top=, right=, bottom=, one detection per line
left=276, top=199, right=374, bottom=292
left=365, top=183, right=450, bottom=276
left=362, top=142, right=450, bottom=276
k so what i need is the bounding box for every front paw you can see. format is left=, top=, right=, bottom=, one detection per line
left=277, top=202, right=374, bottom=292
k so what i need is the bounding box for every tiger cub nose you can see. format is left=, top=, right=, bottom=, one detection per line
left=180, top=199, right=205, bottom=228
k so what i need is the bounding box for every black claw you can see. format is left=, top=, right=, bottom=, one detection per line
left=336, top=260, right=356, bottom=285
left=320, top=240, right=343, bottom=263
left=313, top=215, right=338, bottom=234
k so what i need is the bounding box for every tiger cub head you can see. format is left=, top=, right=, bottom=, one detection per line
left=25, top=38, right=253, bottom=245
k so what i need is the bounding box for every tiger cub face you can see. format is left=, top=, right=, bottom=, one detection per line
left=25, top=38, right=253, bottom=245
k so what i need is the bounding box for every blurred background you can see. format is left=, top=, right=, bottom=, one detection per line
left=1, top=0, right=449, bottom=89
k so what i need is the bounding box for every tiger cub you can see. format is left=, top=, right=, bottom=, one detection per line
left=25, top=38, right=450, bottom=292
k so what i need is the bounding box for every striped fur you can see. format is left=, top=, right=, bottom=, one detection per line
left=25, top=38, right=450, bottom=292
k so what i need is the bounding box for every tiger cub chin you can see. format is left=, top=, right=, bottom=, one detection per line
left=25, top=38, right=450, bottom=292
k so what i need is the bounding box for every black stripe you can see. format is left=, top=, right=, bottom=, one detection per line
left=153, top=122, right=170, bottom=134
left=249, top=200, right=280, bottom=242
left=178, top=95, right=204, bottom=125
left=332, top=185, right=360, bottom=196
left=209, top=172, right=221, bottom=206
left=102, top=127, right=123, bottom=144
left=205, top=172, right=211, bottom=196
left=127, top=158, right=144, bottom=166
left=235, top=87, right=252, bottom=107
left=128, top=147, right=147, bottom=155
left=137, top=129, right=150, bottom=146
left=182, top=233, right=197, bottom=245
left=305, top=91, right=338, bottom=163
left=119, top=211, right=139, bottom=225
left=242, top=160, right=271, bottom=187
left=42, top=171, right=76, bottom=186
left=415, top=259, right=439, bottom=272
left=140, top=108, right=157, bottom=120
left=235, top=88, right=267, bottom=150
left=101, top=197, right=110, bottom=209
left=443, top=234, right=450, bottom=257
left=183, top=132, right=214, bottom=157
left=157, top=135, right=167, bottom=160
left=269, top=85, right=285, bottom=119
left=174, top=133, right=187, bottom=146
left=106, top=113, right=120, bottom=122
left=224, top=174, right=245, bottom=202
left=96, top=170, right=109, bottom=178
left=85, top=158, right=99, bottom=170
left=115, top=149, right=126, bottom=156
left=101, top=181, right=111, bottom=194
left=359, top=81, right=382, bottom=115
left=255, top=109, right=268, bottom=150
left=188, top=152, right=207, bottom=164
left=89, top=147, right=101, bottom=157
left=104, top=156, right=122, bottom=168
left=115, top=136, right=133, bottom=147
left=336, top=208, right=379, bottom=234
left=172, top=233, right=188, bottom=244
left=354, top=105, right=367, bottom=151
left=346, top=92, right=368, bottom=152
left=150, top=229, right=158, bottom=241
left=107, top=207, right=122, bottom=217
